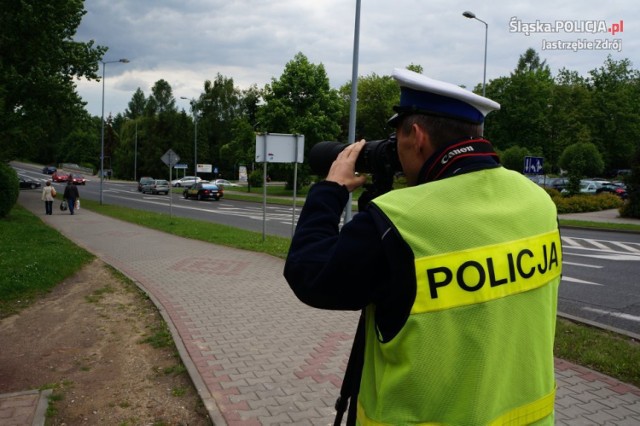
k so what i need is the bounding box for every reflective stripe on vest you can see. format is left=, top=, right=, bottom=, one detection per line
left=356, top=388, right=556, bottom=426
left=415, top=230, right=562, bottom=314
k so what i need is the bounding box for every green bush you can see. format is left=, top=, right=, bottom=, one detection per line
left=551, top=192, right=623, bottom=214
left=248, top=170, right=263, bottom=188
left=0, top=162, right=19, bottom=218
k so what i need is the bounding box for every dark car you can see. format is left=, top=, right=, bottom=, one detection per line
left=183, top=183, right=224, bottom=201
left=141, top=179, right=170, bottom=195
left=70, top=174, right=86, bottom=185
left=597, top=181, right=628, bottom=199
left=138, top=176, right=154, bottom=192
left=51, top=171, right=70, bottom=182
left=42, top=165, right=57, bottom=174
left=19, top=176, right=42, bottom=189
left=546, top=177, right=569, bottom=191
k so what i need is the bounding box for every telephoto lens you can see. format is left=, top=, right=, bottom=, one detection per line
left=309, top=137, right=402, bottom=178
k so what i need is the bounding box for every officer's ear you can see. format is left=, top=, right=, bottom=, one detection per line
left=413, top=123, right=434, bottom=161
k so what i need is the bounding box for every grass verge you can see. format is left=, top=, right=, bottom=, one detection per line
left=0, top=204, right=94, bottom=318
left=3, top=199, right=640, bottom=388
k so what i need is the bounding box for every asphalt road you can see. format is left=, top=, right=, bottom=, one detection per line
left=14, top=163, right=640, bottom=336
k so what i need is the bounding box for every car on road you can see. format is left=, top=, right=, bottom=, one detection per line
left=51, top=171, right=70, bottom=182
left=19, top=176, right=42, bottom=189
left=171, top=176, right=203, bottom=187
left=70, top=174, right=86, bottom=185
left=138, top=176, right=154, bottom=192
left=141, top=179, right=170, bottom=195
left=213, top=179, right=241, bottom=188
left=183, top=182, right=223, bottom=201
left=42, top=165, right=57, bottom=174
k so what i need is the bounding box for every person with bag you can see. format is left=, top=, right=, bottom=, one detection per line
left=41, top=180, right=56, bottom=215
left=63, top=177, right=80, bottom=215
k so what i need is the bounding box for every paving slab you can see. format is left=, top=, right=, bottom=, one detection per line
left=5, top=190, right=640, bottom=425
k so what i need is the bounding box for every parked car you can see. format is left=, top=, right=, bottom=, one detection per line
left=597, top=181, right=628, bottom=199
left=213, top=179, right=241, bottom=187
left=42, top=165, right=57, bottom=174
left=51, top=171, right=70, bottom=182
left=70, top=174, right=86, bottom=185
left=183, top=183, right=223, bottom=201
left=546, top=177, right=569, bottom=191
left=19, top=176, right=42, bottom=189
left=141, top=179, right=170, bottom=195
left=171, top=176, right=203, bottom=187
left=138, top=176, right=154, bottom=192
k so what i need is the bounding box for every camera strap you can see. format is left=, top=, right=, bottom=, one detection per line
left=421, top=138, right=499, bottom=183
left=334, top=311, right=365, bottom=426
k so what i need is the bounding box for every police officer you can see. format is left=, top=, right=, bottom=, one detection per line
left=284, top=68, right=561, bottom=425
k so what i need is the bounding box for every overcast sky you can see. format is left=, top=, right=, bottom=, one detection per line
left=75, top=0, right=636, bottom=119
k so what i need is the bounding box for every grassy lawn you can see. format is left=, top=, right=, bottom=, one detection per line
left=2, top=197, right=640, bottom=388
left=0, top=205, right=94, bottom=318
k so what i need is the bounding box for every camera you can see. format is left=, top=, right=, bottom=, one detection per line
left=309, top=135, right=402, bottom=178
left=309, top=135, right=403, bottom=203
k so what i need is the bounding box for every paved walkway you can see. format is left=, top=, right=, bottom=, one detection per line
left=3, top=190, right=640, bottom=425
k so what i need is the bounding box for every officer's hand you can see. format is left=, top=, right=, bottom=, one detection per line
left=326, top=140, right=368, bottom=192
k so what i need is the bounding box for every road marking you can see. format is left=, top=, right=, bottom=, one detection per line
left=565, top=252, right=640, bottom=261
left=611, top=241, right=640, bottom=253
left=562, top=276, right=604, bottom=286
left=561, top=237, right=582, bottom=247
left=584, top=238, right=612, bottom=250
left=563, top=261, right=603, bottom=268
left=583, top=307, right=640, bottom=323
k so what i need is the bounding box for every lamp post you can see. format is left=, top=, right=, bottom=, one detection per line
left=180, top=97, right=198, bottom=183
left=134, top=120, right=138, bottom=182
left=463, top=11, right=488, bottom=97
left=100, top=58, right=129, bottom=204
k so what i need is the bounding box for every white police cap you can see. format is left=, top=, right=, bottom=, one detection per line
left=388, top=68, right=500, bottom=126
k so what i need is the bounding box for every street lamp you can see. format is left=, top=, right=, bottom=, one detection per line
left=100, top=58, right=130, bottom=204
left=134, top=120, right=138, bottom=182
left=463, top=11, right=488, bottom=97
left=180, top=97, right=198, bottom=183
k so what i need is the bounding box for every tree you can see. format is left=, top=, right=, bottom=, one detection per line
left=558, top=142, right=604, bottom=194
left=197, top=74, right=243, bottom=177
left=499, top=146, right=530, bottom=172
left=620, top=144, right=640, bottom=218
left=125, top=88, right=147, bottom=119
left=547, top=69, right=592, bottom=173
left=484, top=49, right=554, bottom=159
left=339, top=72, right=399, bottom=141
left=587, top=56, right=640, bottom=173
left=258, top=52, right=342, bottom=186
left=0, top=0, right=106, bottom=161
left=0, top=162, right=19, bottom=217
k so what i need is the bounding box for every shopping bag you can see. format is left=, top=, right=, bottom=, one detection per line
left=60, top=200, right=68, bottom=211
left=75, top=199, right=80, bottom=210
left=51, top=187, right=57, bottom=197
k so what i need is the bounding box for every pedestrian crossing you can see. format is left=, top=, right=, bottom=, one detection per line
left=562, top=236, right=640, bottom=260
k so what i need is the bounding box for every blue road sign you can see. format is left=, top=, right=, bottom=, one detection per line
left=524, top=156, right=544, bottom=174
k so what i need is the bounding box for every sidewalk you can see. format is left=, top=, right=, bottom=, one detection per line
left=4, top=191, right=640, bottom=425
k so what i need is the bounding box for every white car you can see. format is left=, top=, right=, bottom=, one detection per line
left=213, top=179, right=241, bottom=187
left=170, top=176, right=203, bottom=187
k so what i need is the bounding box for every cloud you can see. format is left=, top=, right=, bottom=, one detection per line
left=75, top=0, right=638, bottom=117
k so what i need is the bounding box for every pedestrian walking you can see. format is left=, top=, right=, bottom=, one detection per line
left=63, top=178, right=80, bottom=215
left=41, top=181, right=56, bottom=215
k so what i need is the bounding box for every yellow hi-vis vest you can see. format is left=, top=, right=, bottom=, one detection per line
left=360, top=167, right=561, bottom=425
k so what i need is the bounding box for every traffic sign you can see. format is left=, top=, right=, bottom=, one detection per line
left=524, top=156, right=544, bottom=174
left=161, top=149, right=180, bottom=167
